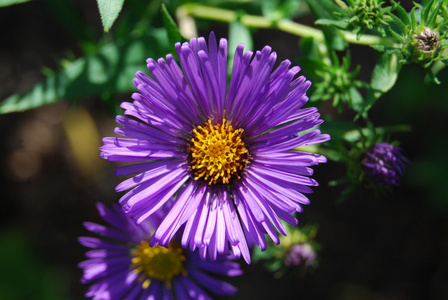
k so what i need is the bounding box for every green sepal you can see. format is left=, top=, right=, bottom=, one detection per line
left=390, top=0, right=410, bottom=26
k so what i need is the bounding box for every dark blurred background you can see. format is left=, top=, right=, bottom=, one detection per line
left=1, top=1, right=448, bottom=300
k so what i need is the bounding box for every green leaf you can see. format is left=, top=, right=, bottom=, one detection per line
left=228, top=20, right=253, bottom=73
left=0, top=0, right=31, bottom=7
left=0, top=30, right=170, bottom=114
left=370, top=53, right=400, bottom=93
left=315, top=18, right=349, bottom=29
left=96, top=0, right=125, bottom=32
left=355, top=53, right=400, bottom=119
left=161, top=3, right=184, bottom=47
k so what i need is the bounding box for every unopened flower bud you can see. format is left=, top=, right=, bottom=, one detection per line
left=411, top=27, right=441, bottom=62
left=285, top=243, right=317, bottom=267
left=362, top=142, right=408, bottom=186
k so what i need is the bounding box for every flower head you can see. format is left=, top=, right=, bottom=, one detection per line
left=78, top=202, right=241, bottom=299
left=100, top=32, right=330, bottom=263
left=362, top=142, right=408, bottom=186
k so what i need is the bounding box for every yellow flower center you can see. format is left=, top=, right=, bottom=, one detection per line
left=189, top=119, right=249, bottom=185
left=131, top=241, right=186, bottom=289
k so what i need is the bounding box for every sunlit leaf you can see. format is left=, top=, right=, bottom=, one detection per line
left=96, top=0, right=125, bottom=32
left=228, top=20, right=253, bottom=73
left=0, top=0, right=31, bottom=7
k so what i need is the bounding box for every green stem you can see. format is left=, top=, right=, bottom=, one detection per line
left=179, top=4, right=398, bottom=47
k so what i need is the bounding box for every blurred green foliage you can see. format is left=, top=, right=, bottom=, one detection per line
left=0, top=230, right=65, bottom=300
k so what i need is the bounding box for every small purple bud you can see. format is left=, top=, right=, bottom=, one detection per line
left=411, top=27, right=441, bottom=61
left=362, top=142, right=408, bottom=186
left=284, top=243, right=317, bottom=267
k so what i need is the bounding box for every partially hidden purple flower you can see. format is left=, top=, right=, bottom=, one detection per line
left=284, top=243, right=317, bottom=267
left=100, top=32, right=330, bottom=263
left=362, top=142, right=408, bottom=186
left=78, top=202, right=242, bottom=300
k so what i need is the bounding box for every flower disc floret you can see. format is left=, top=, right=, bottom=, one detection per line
left=132, top=241, right=186, bottom=288
left=189, top=119, right=248, bottom=185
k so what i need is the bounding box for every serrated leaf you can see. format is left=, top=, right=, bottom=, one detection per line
left=0, top=30, right=170, bottom=114
left=0, top=0, right=31, bottom=7
left=96, top=0, right=125, bottom=32
left=161, top=3, right=183, bottom=47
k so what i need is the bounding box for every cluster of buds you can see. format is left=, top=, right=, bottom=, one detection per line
left=311, top=52, right=366, bottom=112
left=335, top=0, right=391, bottom=37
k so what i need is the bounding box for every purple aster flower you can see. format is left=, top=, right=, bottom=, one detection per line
left=284, top=243, right=317, bottom=267
left=78, top=202, right=242, bottom=300
left=362, top=142, right=408, bottom=186
left=100, top=32, right=330, bottom=263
